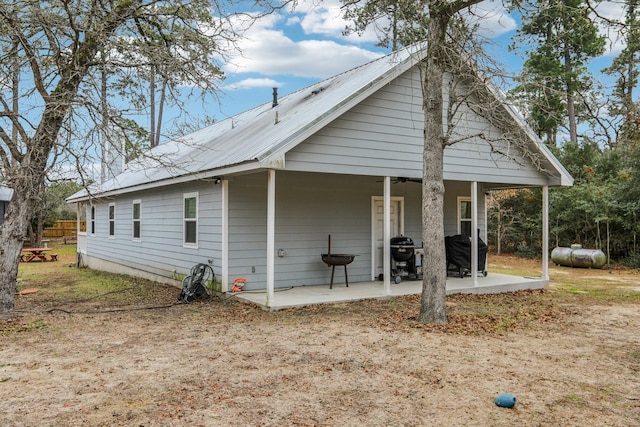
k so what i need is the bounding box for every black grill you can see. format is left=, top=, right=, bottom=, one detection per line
left=390, top=236, right=415, bottom=262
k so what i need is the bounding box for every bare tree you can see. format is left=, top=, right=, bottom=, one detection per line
left=0, top=0, right=286, bottom=315
left=342, top=0, right=486, bottom=324
left=341, top=1, right=555, bottom=324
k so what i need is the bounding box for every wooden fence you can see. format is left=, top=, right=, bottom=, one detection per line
left=43, top=220, right=82, bottom=238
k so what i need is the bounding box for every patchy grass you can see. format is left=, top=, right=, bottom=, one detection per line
left=4, top=249, right=639, bottom=427
left=11, top=247, right=640, bottom=336
left=16, top=238, right=178, bottom=315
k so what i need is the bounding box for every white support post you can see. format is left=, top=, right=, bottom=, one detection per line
left=471, top=181, right=478, bottom=286
left=383, top=176, right=391, bottom=295
left=266, top=169, right=276, bottom=306
left=542, top=185, right=549, bottom=281
left=483, top=188, right=488, bottom=270
left=221, top=179, right=229, bottom=293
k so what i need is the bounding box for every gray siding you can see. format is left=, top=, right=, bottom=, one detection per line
left=286, top=68, right=553, bottom=186
left=228, top=171, right=480, bottom=290
left=86, top=180, right=223, bottom=280
left=229, top=172, right=399, bottom=288
left=85, top=170, right=486, bottom=289
left=443, top=181, right=486, bottom=237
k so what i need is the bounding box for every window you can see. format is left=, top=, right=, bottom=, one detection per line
left=458, top=197, right=472, bottom=237
left=132, top=200, right=141, bottom=241
left=78, top=202, right=87, bottom=234
left=108, top=202, right=116, bottom=238
left=183, top=192, right=198, bottom=247
left=90, top=205, right=96, bottom=235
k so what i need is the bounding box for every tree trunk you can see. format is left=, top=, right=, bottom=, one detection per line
left=150, top=65, right=156, bottom=148
left=155, top=76, right=167, bottom=148
left=0, top=192, right=34, bottom=314
left=26, top=223, right=35, bottom=247
left=564, top=44, right=578, bottom=144
left=417, top=12, right=448, bottom=325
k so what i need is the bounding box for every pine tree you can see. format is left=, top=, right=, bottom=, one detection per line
left=512, top=0, right=605, bottom=145
left=602, top=0, right=640, bottom=148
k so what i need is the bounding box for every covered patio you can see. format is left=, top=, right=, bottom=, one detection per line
left=234, top=272, right=547, bottom=310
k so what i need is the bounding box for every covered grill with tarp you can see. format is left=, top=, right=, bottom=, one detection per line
left=445, top=233, right=487, bottom=278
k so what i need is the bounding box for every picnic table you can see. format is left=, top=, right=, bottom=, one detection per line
left=21, top=247, right=51, bottom=263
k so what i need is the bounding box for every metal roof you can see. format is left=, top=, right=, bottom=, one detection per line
left=67, top=43, right=572, bottom=202
left=68, top=47, right=419, bottom=201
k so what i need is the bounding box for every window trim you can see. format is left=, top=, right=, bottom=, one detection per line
left=90, top=205, right=96, bottom=235
left=108, top=202, right=116, bottom=239
left=78, top=202, right=87, bottom=235
left=183, top=192, right=198, bottom=248
left=457, top=196, right=472, bottom=237
left=132, top=199, right=141, bottom=242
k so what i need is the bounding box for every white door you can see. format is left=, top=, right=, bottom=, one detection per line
left=372, top=197, right=403, bottom=279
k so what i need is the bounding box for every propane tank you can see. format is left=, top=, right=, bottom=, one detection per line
left=550, top=247, right=573, bottom=267
left=551, top=245, right=606, bottom=269
left=571, top=248, right=607, bottom=268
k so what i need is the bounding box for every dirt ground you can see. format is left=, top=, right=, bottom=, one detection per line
left=1, top=255, right=639, bottom=426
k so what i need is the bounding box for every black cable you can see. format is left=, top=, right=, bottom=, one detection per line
left=45, top=301, right=182, bottom=315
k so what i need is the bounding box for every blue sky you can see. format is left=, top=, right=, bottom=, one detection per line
left=166, top=0, right=628, bottom=136
left=200, top=0, right=518, bottom=121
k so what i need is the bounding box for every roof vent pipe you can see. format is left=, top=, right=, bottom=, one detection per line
left=272, top=87, right=278, bottom=108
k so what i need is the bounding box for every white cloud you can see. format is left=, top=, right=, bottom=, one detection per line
left=293, top=0, right=516, bottom=42
left=594, top=1, right=626, bottom=21
left=224, top=77, right=282, bottom=91
left=223, top=12, right=383, bottom=79
left=593, top=1, right=627, bottom=56
left=293, top=0, right=381, bottom=43
left=466, top=1, right=517, bottom=39
left=220, top=0, right=519, bottom=82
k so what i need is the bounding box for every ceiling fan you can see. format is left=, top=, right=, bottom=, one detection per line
left=394, top=177, right=422, bottom=184
left=378, top=177, right=422, bottom=184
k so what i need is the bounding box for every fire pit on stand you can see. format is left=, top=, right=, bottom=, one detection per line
left=321, top=235, right=356, bottom=289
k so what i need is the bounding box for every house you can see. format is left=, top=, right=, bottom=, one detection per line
left=0, top=185, right=12, bottom=227
left=67, top=44, right=573, bottom=308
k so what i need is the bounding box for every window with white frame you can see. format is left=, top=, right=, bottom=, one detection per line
left=78, top=202, right=87, bottom=234
left=458, top=197, right=472, bottom=237
left=132, top=200, right=141, bottom=241
left=183, top=192, right=198, bottom=247
left=108, top=202, right=116, bottom=238
left=90, top=205, right=96, bottom=235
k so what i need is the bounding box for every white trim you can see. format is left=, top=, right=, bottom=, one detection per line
left=383, top=177, right=391, bottom=295
left=108, top=202, right=116, bottom=239
left=183, top=192, right=199, bottom=248
left=370, top=195, right=405, bottom=282
left=77, top=202, right=87, bottom=236
left=132, top=199, right=141, bottom=242
left=457, top=196, right=472, bottom=236
left=90, top=205, right=96, bottom=236
left=266, top=169, right=276, bottom=306
left=221, top=179, right=229, bottom=292
left=66, top=163, right=258, bottom=203
left=542, top=185, right=549, bottom=280
left=471, top=182, right=478, bottom=286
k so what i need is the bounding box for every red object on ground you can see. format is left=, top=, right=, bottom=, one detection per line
left=19, top=288, right=38, bottom=295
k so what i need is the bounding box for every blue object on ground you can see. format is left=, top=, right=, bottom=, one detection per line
left=495, top=393, right=517, bottom=408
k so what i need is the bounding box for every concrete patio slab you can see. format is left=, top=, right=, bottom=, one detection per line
left=233, top=273, right=547, bottom=310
